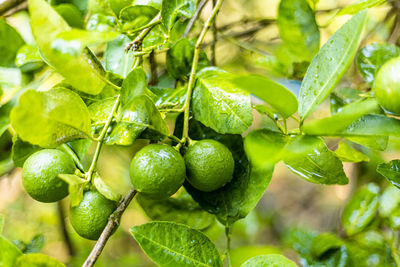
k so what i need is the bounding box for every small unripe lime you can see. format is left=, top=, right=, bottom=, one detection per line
left=185, top=139, right=234, bottom=192
left=22, top=149, right=75, bottom=203
left=70, top=190, right=117, bottom=240
left=129, top=144, right=185, bottom=199
left=374, top=57, right=400, bottom=114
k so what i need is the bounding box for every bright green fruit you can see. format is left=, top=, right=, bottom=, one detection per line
left=185, top=139, right=234, bottom=192
left=22, top=149, right=75, bottom=203
left=374, top=57, right=400, bottom=114
left=70, top=190, right=117, bottom=240
left=130, top=144, right=186, bottom=199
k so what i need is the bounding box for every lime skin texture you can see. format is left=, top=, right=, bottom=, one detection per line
left=70, top=190, right=117, bottom=240
left=22, top=149, right=76, bottom=203
left=184, top=139, right=235, bottom=192
left=374, top=57, right=400, bottom=114
left=130, top=144, right=186, bottom=199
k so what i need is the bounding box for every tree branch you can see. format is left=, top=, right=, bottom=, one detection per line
left=57, top=201, right=75, bottom=257
left=183, top=0, right=209, bottom=38
left=210, top=0, right=217, bottom=65
left=83, top=188, right=138, bottom=267
left=0, top=0, right=25, bottom=16
left=125, top=13, right=161, bottom=51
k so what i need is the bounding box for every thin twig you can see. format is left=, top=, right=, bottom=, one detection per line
left=0, top=0, right=24, bottom=16
left=183, top=0, right=209, bottom=38
left=82, top=188, right=138, bottom=267
left=210, top=0, right=217, bottom=65
left=149, top=50, right=158, bottom=86
left=2, top=0, right=26, bottom=17
left=125, top=13, right=161, bottom=51
left=57, top=201, right=75, bottom=257
left=182, top=0, right=225, bottom=142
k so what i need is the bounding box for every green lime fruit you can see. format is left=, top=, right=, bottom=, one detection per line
left=374, top=57, right=400, bottom=114
left=22, top=149, right=75, bottom=203
left=185, top=139, right=235, bottom=192
left=70, top=190, right=117, bottom=240
left=130, top=144, right=186, bottom=199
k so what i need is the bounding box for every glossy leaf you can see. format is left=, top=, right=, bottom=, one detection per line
left=0, top=18, right=25, bottom=67
left=93, top=173, right=121, bottom=202
left=121, top=68, right=148, bottom=106
left=119, top=5, right=159, bottom=31
left=11, top=88, right=91, bottom=148
left=284, top=136, right=348, bottom=185
left=130, top=221, right=223, bottom=267
left=192, top=68, right=253, bottom=134
left=150, top=86, right=187, bottom=109
left=277, top=0, right=320, bottom=61
left=15, top=44, right=44, bottom=73
left=137, top=192, right=215, bottom=230
left=105, top=34, right=135, bottom=78
left=0, top=235, right=23, bottom=267
left=29, top=0, right=105, bottom=94
left=347, top=136, right=388, bottom=151
left=310, top=233, right=343, bottom=258
left=161, top=0, right=197, bottom=32
left=342, top=183, right=379, bottom=236
left=379, top=185, right=400, bottom=217
left=24, top=234, right=45, bottom=254
left=338, top=0, right=386, bottom=15
left=231, top=246, right=281, bottom=267
left=231, top=75, right=298, bottom=118
left=298, top=11, right=367, bottom=120
left=14, top=253, right=65, bottom=267
left=357, top=43, right=400, bottom=85
left=54, top=3, right=84, bottom=28
left=241, top=255, right=297, bottom=267
left=334, top=141, right=369, bottom=163
left=330, top=88, right=362, bottom=114
left=377, top=160, right=400, bottom=189
left=11, top=137, right=41, bottom=167
left=66, top=139, right=92, bottom=160
left=58, top=174, right=87, bottom=206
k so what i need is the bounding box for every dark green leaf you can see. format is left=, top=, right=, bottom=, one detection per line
left=15, top=44, right=44, bottom=73
left=231, top=75, right=298, bottom=118
left=0, top=18, right=25, bottom=67
left=137, top=192, right=215, bottom=230
left=298, top=11, right=367, bottom=120
left=283, top=136, right=348, bottom=185
left=0, top=235, right=23, bottom=266
left=130, top=221, right=223, bottom=267
left=121, top=68, right=148, bottom=106
left=11, top=88, right=91, bottom=148
left=338, top=0, right=386, bottom=15
left=334, top=141, right=369, bottom=163
left=241, top=254, right=297, bottom=267
left=161, top=0, right=197, bottom=32
left=105, top=34, right=135, bottom=78
left=310, top=233, right=343, bottom=258
left=357, top=43, right=400, bottom=85
left=14, top=253, right=65, bottom=267
left=54, top=3, right=84, bottom=28
left=58, top=174, right=87, bottom=206
left=192, top=68, right=253, bottom=134
left=377, top=160, right=400, bottom=189
left=342, top=183, right=379, bottom=236
left=29, top=0, right=105, bottom=95
left=11, top=136, right=41, bottom=167
left=93, top=173, right=121, bottom=202
left=119, top=5, right=159, bottom=31
left=106, top=0, right=133, bottom=16
left=277, top=0, right=320, bottom=61
left=25, top=234, right=45, bottom=254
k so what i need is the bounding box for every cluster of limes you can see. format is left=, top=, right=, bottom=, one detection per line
left=21, top=139, right=235, bottom=240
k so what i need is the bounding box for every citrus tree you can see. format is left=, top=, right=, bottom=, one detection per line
left=1, top=0, right=400, bottom=266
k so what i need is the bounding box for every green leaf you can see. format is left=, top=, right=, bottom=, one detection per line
left=119, top=5, right=159, bottom=31
left=105, top=34, right=135, bottom=78
left=283, top=136, right=348, bottom=185
left=0, top=102, right=13, bottom=138
left=29, top=0, right=105, bottom=95
left=379, top=185, right=400, bottom=217
left=0, top=214, right=3, bottom=233
left=130, top=221, right=223, bottom=267
left=241, top=255, right=298, bottom=267
left=192, top=68, right=253, bottom=134
left=150, top=86, right=187, bottom=109
left=231, top=246, right=281, bottom=267
left=65, top=139, right=92, bottom=160
left=298, top=11, right=367, bottom=120
left=334, top=141, right=369, bottom=163
left=106, top=0, right=133, bottom=16
left=0, top=18, right=25, bottom=67
left=231, top=75, right=298, bottom=118
left=52, top=29, right=119, bottom=56
left=0, top=235, right=23, bottom=267
left=342, top=183, right=379, bottom=236
left=277, top=0, right=320, bottom=61
left=15, top=253, right=65, bottom=267
left=347, top=136, right=388, bottom=151
left=121, top=67, right=148, bottom=106
left=11, top=88, right=91, bottom=148
left=25, top=234, right=45, bottom=254
left=178, top=119, right=273, bottom=225
left=11, top=136, right=41, bottom=167
left=58, top=174, right=87, bottom=206
left=377, top=160, right=400, bottom=189
left=93, top=173, right=121, bottom=202
left=338, top=0, right=386, bottom=15
left=330, top=88, right=363, bottom=114
left=302, top=98, right=381, bottom=135
left=137, top=191, right=215, bottom=230
left=310, top=233, right=343, bottom=258
left=357, top=43, right=400, bottom=85
left=54, top=3, right=84, bottom=28
left=161, top=0, right=197, bottom=32
left=15, top=44, right=44, bottom=73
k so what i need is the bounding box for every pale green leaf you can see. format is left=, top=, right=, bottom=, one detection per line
left=93, top=173, right=121, bottom=202
left=15, top=44, right=44, bottom=73
left=241, top=255, right=298, bottom=267
left=105, top=34, right=135, bottom=78
left=58, top=174, right=87, bottom=206
left=334, top=141, right=369, bottom=162
left=0, top=18, right=25, bottom=67
left=0, top=235, right=23, bottom=266
left=15, top=253, right=65, bottom=267
left=338, top=0, right=386, bottom=15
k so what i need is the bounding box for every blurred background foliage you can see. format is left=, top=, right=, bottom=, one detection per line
left=0, top=0, right=399, bottom=266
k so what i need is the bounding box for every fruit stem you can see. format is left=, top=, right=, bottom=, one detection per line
left=86, top=95, right=121, bottom=182
left=225, top=224, right=232, bottom=267
left=181, top=0, right=225, bottom=144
